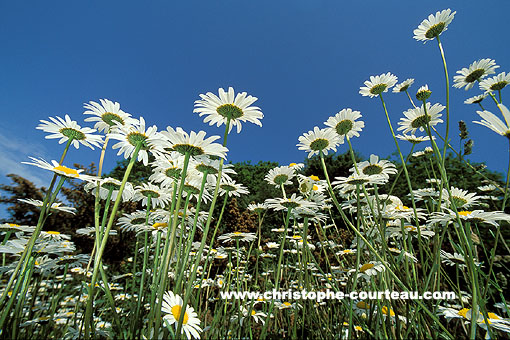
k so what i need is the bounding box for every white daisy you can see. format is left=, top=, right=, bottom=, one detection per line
left=359, top=72, right=398, bottom=98
left=397, top=103, right=445, bottom=134
left=17, top=198, right=76, bottom=214
left=453, top=58, right=499, bottom=90
left=415, top=84, right=432, bottom=101
left=473, top=104, right=510, bottom=138
left=265, top=193, right=316, bottom=212
left=133, top=183, right=172, bottom=208
left=218, top=231, right=257, bottom=244
left=442, top=187, right=480, bottom=210
left=332, top=173, right=387, bottom=193
left=109, top=117, right=158, bottom=166
left=393, top=78, right=415, bottom=93
left=413, top=9, right=456, bottom=42
left=353, top=154, right=397, bottom=179
left=84, top=177, right=134, bottom=202
left=464, top=94, right=487, bottom=105
left=396, top=134, right=433, bottom=144
left=265, top=166, right=295, bottom=187
left=219, top=177, right=249, bottom=197
left=22, top=157, right=96, bottom=181
left=297, top=126, right=340, bottom=158
left=479, top=72, right=510, bottom=92
left=193, top=87, right=263, bottom=133
left=152, top=127, right=228, bottom=159
left=323, top=108, right=364, bottom=143
left=83, top=99, right=136, bottom=133
left=36, top=114, right=103, bottom=149
left=161, top=291, right=202, bottom=340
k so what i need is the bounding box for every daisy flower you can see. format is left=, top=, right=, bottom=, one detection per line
left=396, top=134, right=433, bottom=144
left=297, top=126, right=340, bottom=158
left=22, top=157, right=96, bottom=181
left=453, top=58, right=499, bottom=90
left=413, top=9, right=456, bottom=42
left=193, top=87, right=263, bottom=133
left=265, top=193, right=316, bottom=212
left=324, top=108, right=364, bottom=143
left=429, top=209, right=510, bottom=227
left=161, top=291, right=202, bottom=340
left=36, top=115, right=103, bottom=149
left=393, top=78, right=415, bottom=93
left=473, top=104, right=510, bottom=138
left=219, top=177, right=249, bottom=197
left=480, top=72, right=510, bottom=92
left=412, top=146, right=434, bottom=157
left=464, top=94, right=487, bottom=105
left=359, top=72, right=398, bottom=98
left=440, top=250, right=469, bottom=268
left=397, top=102, right=445, bottom=134
left=218, top=231, right=257, bottom=244
left=109, top=117, right=158, bottom=166
left=247, top=203, right=267, bottom=214
left=17, top=198, right=76, bottom=214
left=415, top=84, right=432, bottom=101
left=133, top=183, right=172, bottom=208
left=84, top=177, right=134, bottom=202
left=352, top=154, right=397, bottom=179
left=439, top=306, right=510, bottom=338
left=153, top=127, right=228, bottom=159
left=441, top=187, right=480, bottom=209
left=83, top=99, right=136, bottom=133
left=332, top=173, right=387, bottom=193
left=265, top=166, right=295, bottom=187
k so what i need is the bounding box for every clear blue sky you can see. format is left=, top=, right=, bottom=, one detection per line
left=1, top=1, right=510, bottom=215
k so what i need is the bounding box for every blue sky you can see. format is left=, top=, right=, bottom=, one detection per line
left=1, top=1, right=510, bottom=218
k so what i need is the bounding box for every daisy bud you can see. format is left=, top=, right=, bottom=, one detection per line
left=416, top=85, right=432, bottom=101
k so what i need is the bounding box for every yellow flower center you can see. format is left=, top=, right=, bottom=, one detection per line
left=312, top=185, right=319, bottom=191
left=360, top=263, right=374, bottom=272
left=310, top=175, right=320, bottom=181
left=404, top=225, right=417, bottom=231
left=356, top=301, right=370, bottom=309
left=458, top=308, right=470, bottom=319
left=458, top=211, right=472, bottom=216
left=8, top=223, right=20, bottom=227
left=395, top=205, right=410, bottom=211
left=54, top=165, right=79, bottom=177
left=381, top=306, right=395, bottom=316
left=152, top=222, right=167, bottom=229
left=289, top=163, right=297, bottom=167
left=233, top=231, right=243, bottom=235
left=171, top=305, right=189, bottom=324
left=47, top=231, right=60, bottom=235
left=283, top=302, right=291, bottom=306
left=251, top=310, right=256, bottom=316
left=488, top=312, right=501, bottom=320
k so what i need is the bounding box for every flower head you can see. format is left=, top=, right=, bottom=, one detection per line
left=479, top=72, right=510, bottom=92
left=193, top=87, right=263, bottom=133
left=397, top=103, right=445, bottom=134
left=474, top=104, right=510, bottom=138
left=153, top=127, right=228, bottom=159
left=413, top=9, right=456, bottom=42
left=161, top=291, right=202, bottom=340
left=324, top=108, right=364, bottom=143
left=453, top=59, right=499, bottom=90
left=83, top=99, right=136, bottom=133
left=36, top=115, right=103, bottom=149
left=393, top=78, right=415, bottom=93
left=359, top=73, right=398, bottom=98
left=109, top=117, right=158, bottom=166
left=416, top=85, right=432, bottom=101
left=297, top=126, right=340, bottom=158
